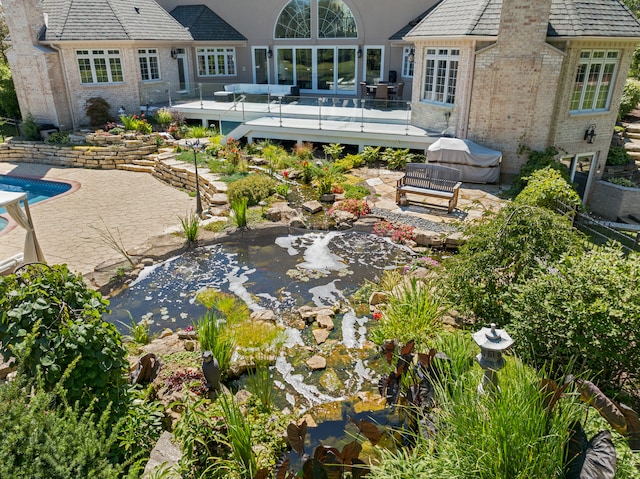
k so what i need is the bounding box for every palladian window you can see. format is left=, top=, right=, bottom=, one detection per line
left=318, top=0, right=357, bottom=38
left=275, top=0, right=357, bottom=39
left=275, top=0, right=311, bottom=38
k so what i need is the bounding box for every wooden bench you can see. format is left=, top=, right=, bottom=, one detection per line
left=396, top=163, right=462, bottom=213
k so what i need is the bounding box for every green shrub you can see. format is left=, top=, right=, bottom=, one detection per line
left=0, top=379, right=125, bottom=478
left=515, top=166, right=582, bottom=210
left=85, top=97, right=113, bottom=127
left=344, top=184, right=371, bottom=200
left=152, top=107, right=173, bottom=130
left=370, top=355, right=587, bottom=479
left=44, top=131, right=71, bottom=145
left=179, top=211, right=200, bottom=246
left=607, top=146, right=632, bottom=166
left=381, top=147, right=414, bottom=170
left=231, top=197, right=248, bottom=227
left=195, top=310, right=234, bottom=380
left=21, top=112, right=41, bottom=140
left=227, top=174, right=276, bottom=206
left=440, top=204, right=586, bottom=323
left=322, top=142, right=344, bottom=160
left=371, top=277, right=444, bottom=349
left=505, top=244, right=640, bottom=392
left=0, top=264, right=128, bottom=413
left=509, top=146, right=569, bottom=197
left=361, top=145, right=381, bottom=164
left=618, top=78, right=640, bottom=120
left=607, top=176, right=637, bottom=187
left=120, top=114, right=152, bottom=134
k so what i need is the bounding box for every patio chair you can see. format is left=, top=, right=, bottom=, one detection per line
left=359, top=81, right=369, bottom=99
left=374, top=84, right=389, bottom=108
left=392, top=82, right=404, bottom=100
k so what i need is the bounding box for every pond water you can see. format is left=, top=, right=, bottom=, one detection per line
left=106, top=227, right=417, bottom=452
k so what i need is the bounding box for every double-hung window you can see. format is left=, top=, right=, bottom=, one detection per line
left=76, top=49, right=124, bottom=84
left=422, top=48, right=459, bottom=105
left=401, top=46, right=414, bottom=78
left=196, top=47, right=236, bottom=77
left=570, top=50, right=619, bottom=113
left=138, top=48, right=160, bottom=81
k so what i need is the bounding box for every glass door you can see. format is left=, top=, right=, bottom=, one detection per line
left=364, top=47, right=382, bottom=84
left=296, top=48, right=313, bottom=90
left=276, top=48, right=294, bottom=85
left=573, top=153, right=597, bottom=200
left=176, top=49, right=188, bottom=91
left=253, top=47, right=269, bottom=84
left=317, top=48, right=334, bottom=92
left=337, top=47, right=356, bottom=94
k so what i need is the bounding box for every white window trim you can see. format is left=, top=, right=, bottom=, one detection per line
left=570, top=50, right=619, bottom=114
left=138, top=48, right=161, bottom=82
left=76, top=49, right=124, bottom=84
left=196, top=47, right=237, bottom=77
left=401, top=46, right=414, bottom=78
left=421, top=48, right=459, bottom=105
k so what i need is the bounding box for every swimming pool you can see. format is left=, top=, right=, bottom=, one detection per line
left=0, top=174, right=73, bottom=231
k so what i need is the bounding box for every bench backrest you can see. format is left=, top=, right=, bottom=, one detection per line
left=404, top=163, right=461, bottom=192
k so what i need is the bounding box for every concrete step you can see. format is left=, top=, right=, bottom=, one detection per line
left=116, top=164, right=154, bottom=173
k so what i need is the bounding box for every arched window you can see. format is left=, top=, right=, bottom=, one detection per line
left=318, top=0, right=357, bottom=38
left=275, top=0, right=311, bottom=39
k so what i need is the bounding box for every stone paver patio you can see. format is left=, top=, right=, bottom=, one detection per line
left=0, top=162, right=196, bottom=276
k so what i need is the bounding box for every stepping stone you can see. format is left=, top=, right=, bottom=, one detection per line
left=317, top=314, right=334, bottom=330
left=302, top=200, right=323, bottom=214
left=312, top=328, right=330, bottom=345
left=250, top=309, right=276, bottom=322
left=306, top=355, right=327, bottom=370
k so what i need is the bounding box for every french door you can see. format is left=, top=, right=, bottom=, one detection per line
left=275, top=46, right=357, bottom=94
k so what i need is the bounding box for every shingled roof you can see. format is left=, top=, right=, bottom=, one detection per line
left=389, top=2, right=443, bottom=41
left=406, top=0, right=640, bottom=39
left=170, top=5, right=246, bottom=42
left=40, top=0, right=193, bottom=42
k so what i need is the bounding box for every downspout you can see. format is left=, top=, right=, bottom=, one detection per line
left=461, top=39, right=476, bottom=139
left=49, top=43, right=77, bottom=131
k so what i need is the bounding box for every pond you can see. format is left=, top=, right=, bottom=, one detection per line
left=106, top=226, right=418, bottom=453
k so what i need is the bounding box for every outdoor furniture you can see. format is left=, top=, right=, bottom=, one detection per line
left=391, top=82, right=404, bottom=100
left=359, top=81, right=369, bottom=99
left=396, top=163, right=462, bottom=213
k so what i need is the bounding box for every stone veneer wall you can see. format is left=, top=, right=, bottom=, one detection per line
left=0, top=137, right=220, bottom=205
left=589, top=180, right=640, bottom=221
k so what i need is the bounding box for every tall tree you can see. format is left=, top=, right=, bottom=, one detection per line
left=0, top=6, right=20, bottom=118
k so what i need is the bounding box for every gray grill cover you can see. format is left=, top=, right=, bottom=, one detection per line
left=427, top=138, right=502, bottom=183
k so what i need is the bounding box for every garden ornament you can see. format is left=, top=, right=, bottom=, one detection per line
left=472, top=323, right=513, bottom=395
left=202, top=350, right=221, bottom=397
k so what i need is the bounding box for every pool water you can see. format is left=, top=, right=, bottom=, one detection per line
left=0, top=174, right=72, bottom=231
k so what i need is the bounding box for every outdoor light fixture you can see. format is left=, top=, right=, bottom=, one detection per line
left=472, top=323, right=513, bottom=395
left=408, top=47, right=415, bottom=63
left=170, top=48, right=177, bottom=59
left=584, top=124, right=597, bottom=143
left=358, top=47, right=362, bottom=59
left=185, top=138, right=206, bottom=216
left=268, top=48, right=273, bottom=59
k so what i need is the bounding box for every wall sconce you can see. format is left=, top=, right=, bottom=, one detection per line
left=170, top=48, right=177, bottom=59
left=268, top=48, right=273, bottom=59
left=408, top=47, right=415, bottom=63
left=357, top=47, right=362, bottom=59
left=584, top=124, right=596, bottom=144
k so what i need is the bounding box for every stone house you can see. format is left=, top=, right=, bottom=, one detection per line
left=3, top=0, right=640, bottom=200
